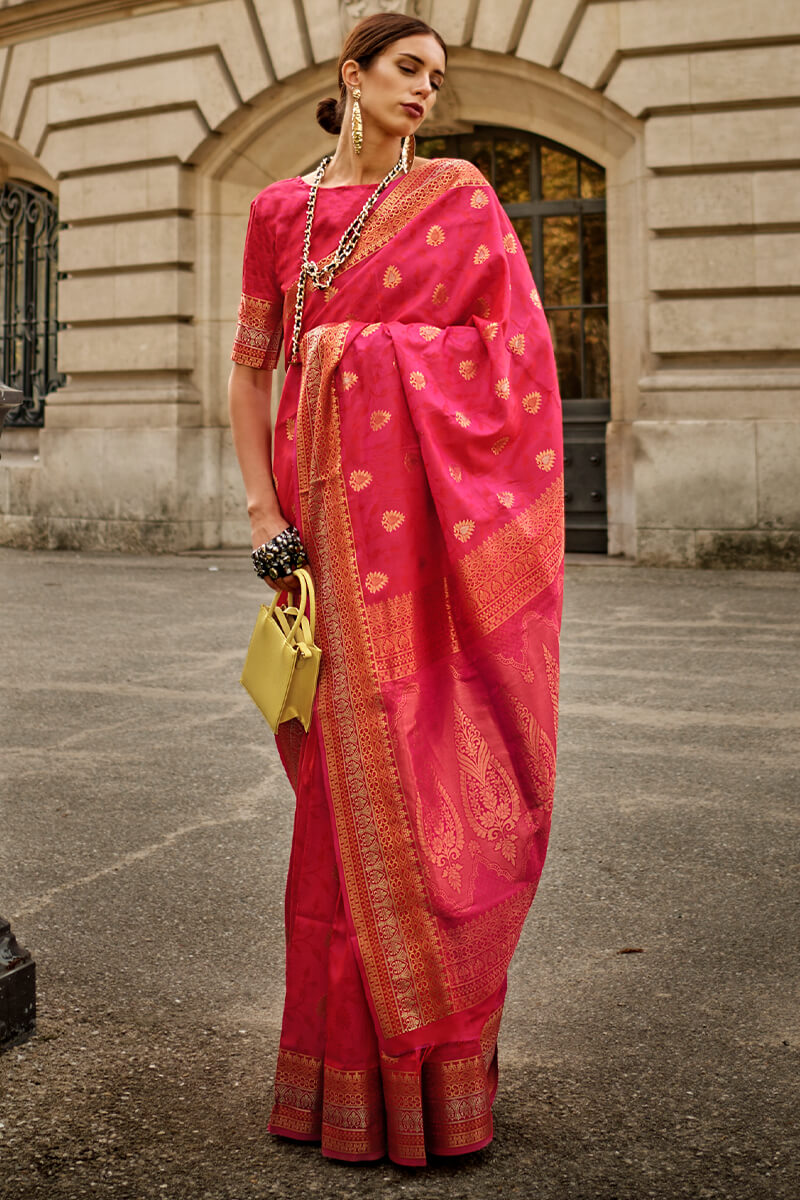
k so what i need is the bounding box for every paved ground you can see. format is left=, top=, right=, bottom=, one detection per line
left=1, top=548, right=798, bottom=1200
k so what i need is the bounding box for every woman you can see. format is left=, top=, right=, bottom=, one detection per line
left=228, top=12, right=564, bottom=1167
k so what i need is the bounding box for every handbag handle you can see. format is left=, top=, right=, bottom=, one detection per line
left=266, top=567, right=315, bottom=644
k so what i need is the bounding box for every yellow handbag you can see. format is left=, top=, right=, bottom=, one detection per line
left=240, top=567, right=321, bottom=733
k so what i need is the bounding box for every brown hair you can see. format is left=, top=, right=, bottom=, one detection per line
left=316, top=13, right=447, bottom=135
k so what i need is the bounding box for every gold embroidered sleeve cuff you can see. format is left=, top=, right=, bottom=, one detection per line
left=231, top=292, right=283, bottom=369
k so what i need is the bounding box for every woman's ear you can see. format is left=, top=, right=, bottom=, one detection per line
left=341, top=59, right=361, bottom=91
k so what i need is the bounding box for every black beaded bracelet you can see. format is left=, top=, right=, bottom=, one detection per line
left=251, top=525, right=308, bottom=580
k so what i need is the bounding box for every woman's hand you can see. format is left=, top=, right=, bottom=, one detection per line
left=250, top=514, right=303, bottom=594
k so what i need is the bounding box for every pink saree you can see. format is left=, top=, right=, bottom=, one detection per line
left=232, top=158, right=564, bottom=1165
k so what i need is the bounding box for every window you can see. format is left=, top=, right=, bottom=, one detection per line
left=0, top=180, right=62, bottom=427
left=419, top=129, right=610, bottom=552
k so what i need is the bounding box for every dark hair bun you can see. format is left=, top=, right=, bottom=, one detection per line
left=316, top=97, right=342, bottom=135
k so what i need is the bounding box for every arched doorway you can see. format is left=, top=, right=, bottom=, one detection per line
left=419, top=128, right=610, bottom=553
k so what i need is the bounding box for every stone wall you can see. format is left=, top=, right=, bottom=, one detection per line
left=0, top=0, right=798, bottom=565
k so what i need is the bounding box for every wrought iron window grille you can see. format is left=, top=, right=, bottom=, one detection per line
left=0, top=180, right=64, bottom=428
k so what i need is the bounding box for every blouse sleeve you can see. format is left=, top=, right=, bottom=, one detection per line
left=230, top=193, right=284, bottom=370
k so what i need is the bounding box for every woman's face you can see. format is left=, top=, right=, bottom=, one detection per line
left=352, top=34, right=446, bottom=138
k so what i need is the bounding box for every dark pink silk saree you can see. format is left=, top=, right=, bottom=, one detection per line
left=232, top=158, right=564, bottom=1164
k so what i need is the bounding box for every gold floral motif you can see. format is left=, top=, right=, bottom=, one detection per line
left=473, top=244, right=490, bottom=265
left=494, top=377, right=510, bottom=400
left=449, top=465, right=463, bottom=482
left=409, top=370, right=426, bottom=390
left=498, top=491, right=514, bottom=508
left=417, top=780, right=465, bottom=893
left=453, top=411, right=470, bottom=428
left=453, top=519, right=475, bottom=542
left=492, top=436, right=510, bottom=456
left=370, top=409, right=392, bottom=430
left=530, top=286, right=543, bottom=309
left=503, top=232, right=518, bottom=255
left=342, top=371, right=359, bottom=390
left=383, top=264, right=402, bottom=288
left=522, top=391, right=542, bottom=414
left=536, top=448, right=556, bottom=471
left=470, top=188, right=489, bottom=209
left=365, top=571, right=389, bottom=594
left=420, top=325, right=441, bottom=341
left=507, top=333, right=525, bottom=356
left=285, top=417, right=295, bottom=442
left=481, top=322, right=499, bottom=343
left=459, top=360, right=477, bottom=381
left=361, top=323, right=380, bottom=337
left=474, top=296, right=491, bottom=319
left=382, top=510, right=405, bottom=533
left=404, top=449, right=421, bottom=471
left=426, top=224, right=445, bottom=246
left=324, top=285, right=338, bottom=302
left=349, top=469, right=373, bottom=492
left=432, top=282, right=449, bottom=307
left=455, top=704, right=521, bottom=866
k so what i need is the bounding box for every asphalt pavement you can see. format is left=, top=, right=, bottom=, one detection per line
left=1, top=548, right=798, bottom=1200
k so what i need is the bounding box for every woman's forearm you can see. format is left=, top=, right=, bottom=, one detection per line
left=227, top=363, right=284, bottom=534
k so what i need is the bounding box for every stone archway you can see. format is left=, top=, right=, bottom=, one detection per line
left=194, top=49, right=644, bottom=552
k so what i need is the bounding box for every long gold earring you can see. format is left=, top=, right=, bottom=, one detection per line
left=402, top=133, right=415, bottom=174
left=351, top=87, right=363, bottom=155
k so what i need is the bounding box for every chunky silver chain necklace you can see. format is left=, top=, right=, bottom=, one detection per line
left=290, top=150, right=406, bottom=363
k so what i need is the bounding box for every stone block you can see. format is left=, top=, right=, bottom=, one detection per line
left=430, top=0, right=474, bottom=44
left=618, top=0, right=800, bottom=50
left=59, top=217, right=193, bottom=272
left=59, top=270, right=193, bottom=323
left=44, top=1, right=268, bottom=104
left=632, top=420, right=757, bottom=529
left=605, top=53, right=689, bottom=117
left=561, top=3, right=620, bottom=90
left=754, top=234, right=800, bottom=288
left=650, top=296, right=800, bottom=355
left=753, top=170, right=800, bottom=225
left=253, top=0, right=307, bottom=79
left=304, top=0, right=341, bottom=62
left=472, top=0, right=526, bottom=54
left=646, top=173, right=753, bottom=230
left=646, top=108, right=800, bottom=169
left=36, top=427, right=221, bottom=531
left=648, top=235, right=756, bottom=292
left=41, top=109, right=208, bottom=178
left=638, top=370, right=800, bottom=421
left=695, top=529, right=800, bottom=570
left=756, top=421, right=800, bottom=529
left=636, top=527, right=697, bottom=567
left=0, top=41, right=38, bottom=137
left=59, top=165, right=194, bottom=224
left=516, top=0, right=583, bottom=68
left=58, top=323, right=194, bottom=374
left=21, top=56, right=239, bottom=154
left=689, top=44, right=800, bottom=105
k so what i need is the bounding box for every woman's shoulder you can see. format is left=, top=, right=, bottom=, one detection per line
left=413, top=156, right=489, bottom=188
left=250, top=177, right=306, bottom=209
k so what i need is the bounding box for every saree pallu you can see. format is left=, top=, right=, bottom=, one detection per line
left=234, top=159, right=564, bottom=1165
